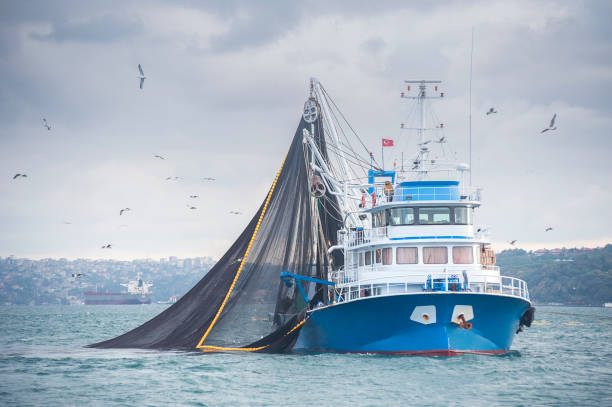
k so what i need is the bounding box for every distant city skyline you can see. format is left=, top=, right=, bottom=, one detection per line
left=1, top=1, right=610, bottom=260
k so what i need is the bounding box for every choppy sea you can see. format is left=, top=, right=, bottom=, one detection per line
left=0, top=304, right=610, bottom=406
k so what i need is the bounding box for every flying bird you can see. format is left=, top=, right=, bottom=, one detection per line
left=229, top=210, right=242, bottom=215
left=12, top=173, right=27, bottom=179
left=137, top=64, right=146, bottom=89
left=62, top=220, right=72, bottom=225
left=187, top=205, right=197, bottom=210
left=42, top=118, right=51, bottom=130
left=153, top=154, right=165, bottom=160
left=101, top=244, right=112, bottom=249
left=202, top=177, right=216, bottom=181
left=509, top=240, right=517, bottom=245
left=119, top=208, right=131, bottom=216
left=71, top=273, right=83, bottom=278
left=165, top=176, right=182, bottom=181
left=486, top=107, right=497, bottom=115
left=541, top=113, right=557, bottom=133
left=189, top=195, right=199, bottom=198
left=545, top=226, right=553, bottom=232
left=435, top=136, right=446, bottom=143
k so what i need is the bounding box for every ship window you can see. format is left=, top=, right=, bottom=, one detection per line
left=397, top=247, right=418, bottom=264
left=418, top=207, right=451, bottom=224
left=388, top=207, right=415, bottom=225
left=359, top=252, right=364, bottom=266
left=375, top=249, right=382, bottom=264
left=365, top=251, right=372, bottom=265
left=372, top=211, right=385, bottom=228
left=453, top=246, right=474, bottom=264
left=454, top=207, right=472, bottom=225
left=423, top=247, right=448, bottom=264
left=382, top=248, right=393, bottom=265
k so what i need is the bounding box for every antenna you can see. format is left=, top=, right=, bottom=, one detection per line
left=401, top=80, right=442, bottom=178
left=469, top=27, right=474, bottom=186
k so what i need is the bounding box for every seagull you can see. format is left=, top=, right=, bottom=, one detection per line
left=165, top=176, right=181, bottom=181
left=435, top=136, right=446, bottom=143
left=189, top=195, right=199, bottom=198
left=202, top=177, right=216, bottom=181
left=509, top=240, right=517, bottom=245
left=101, top=243, right=112, bottom=249
left=119, top=208, right=131, bottom=216
left=137, top=64, right=146, bottom=89
left=187, top=205, right=197, bottom=210
left=486, top=107, right=497, bottom=115
left=12, top=173, right=28, bottom=179
left=153, top=154, right=165, bottom=160
left=541, top=113, right=557, bottom=133
left=71, top=273, right=83, bottom=278
left=545, top=226, right=553, bottom=232
left=229, top=210, right=242, bottom=215
left=42, top=118, right=51, bottom=130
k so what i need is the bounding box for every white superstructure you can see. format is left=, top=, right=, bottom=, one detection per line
left=302, top=79, right=528, bottom=305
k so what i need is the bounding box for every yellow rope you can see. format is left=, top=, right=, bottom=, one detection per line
left=196, top=151, right=289, bottom=349
left=198, top=317, right=309, bottom=353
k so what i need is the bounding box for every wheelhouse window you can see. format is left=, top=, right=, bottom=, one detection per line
left=359, top=252, right=364, bottom=266
left=365, top=251, right=372, bottom=265
left=452, top=246, right=474, bottom=264
left=382, top=248, right=393, bottom=265
left=388, top=207, right=415, bottom=226
left=396, top=247, right=418, bottom=264
left=372, top=211, right=385, bottom=228
left=375, top=249, right=382, bottom=264
left=418, top=207, right=451, bottom=225
left=453, top=207, right=473, bottom=225
left=423, top=247, right=448, bottom=264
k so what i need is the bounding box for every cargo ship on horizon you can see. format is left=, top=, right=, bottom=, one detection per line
left=84, top=274, right=152, bottom=305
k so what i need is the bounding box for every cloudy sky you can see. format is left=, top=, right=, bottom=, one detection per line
left=1, top=0, right=610, bottom=260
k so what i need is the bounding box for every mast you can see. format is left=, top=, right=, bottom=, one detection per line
left=469, top=27, right=474, bottom=186
left=401, top=80, right=442, bottom=178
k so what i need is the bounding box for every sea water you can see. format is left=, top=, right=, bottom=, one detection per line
left=0, top=304, right=610, bottom=406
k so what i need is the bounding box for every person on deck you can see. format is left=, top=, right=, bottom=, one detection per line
left=383, top=181, right=394, bottom=202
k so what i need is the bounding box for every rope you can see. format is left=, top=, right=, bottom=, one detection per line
left=196, top=150, right=289, bottom=349
left=199, top=315, right=310, bottom=353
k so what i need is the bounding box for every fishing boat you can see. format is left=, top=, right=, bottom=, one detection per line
left=90, top=78, right=534, bottom=355
left=290, top=79, right=535, bottom=355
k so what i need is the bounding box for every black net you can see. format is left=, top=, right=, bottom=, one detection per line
left=89, top=115, right=343, bottom=352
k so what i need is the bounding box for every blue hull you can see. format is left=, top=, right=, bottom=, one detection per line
left=294, top=293, right=531, bottom=355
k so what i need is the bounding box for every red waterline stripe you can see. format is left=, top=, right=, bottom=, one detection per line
left=298, top=348, right=508, bottom=356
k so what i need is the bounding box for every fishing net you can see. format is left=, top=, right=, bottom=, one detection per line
left=89, top=114, right=343, bottom=352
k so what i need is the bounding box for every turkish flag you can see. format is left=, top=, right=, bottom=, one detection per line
left=382, top=138, right=394, bottom=147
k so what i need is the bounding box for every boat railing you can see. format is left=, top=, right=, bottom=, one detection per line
left=336, top=264, right=501, bottom=280
left=337, top=226, right=387, bottom=247
left=331, top=274, right=529, bottom=302
left=364, top=185, right=482, bottom=207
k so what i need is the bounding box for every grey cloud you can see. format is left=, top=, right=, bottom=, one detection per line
left=193, top=0, right=437, bottom=53
left=29, top=13, right=143, bottom=43
left=361, top=37, right=387, bottom=54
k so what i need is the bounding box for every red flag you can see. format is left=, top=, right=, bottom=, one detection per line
left=382, top=138, right=394, bottom=147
